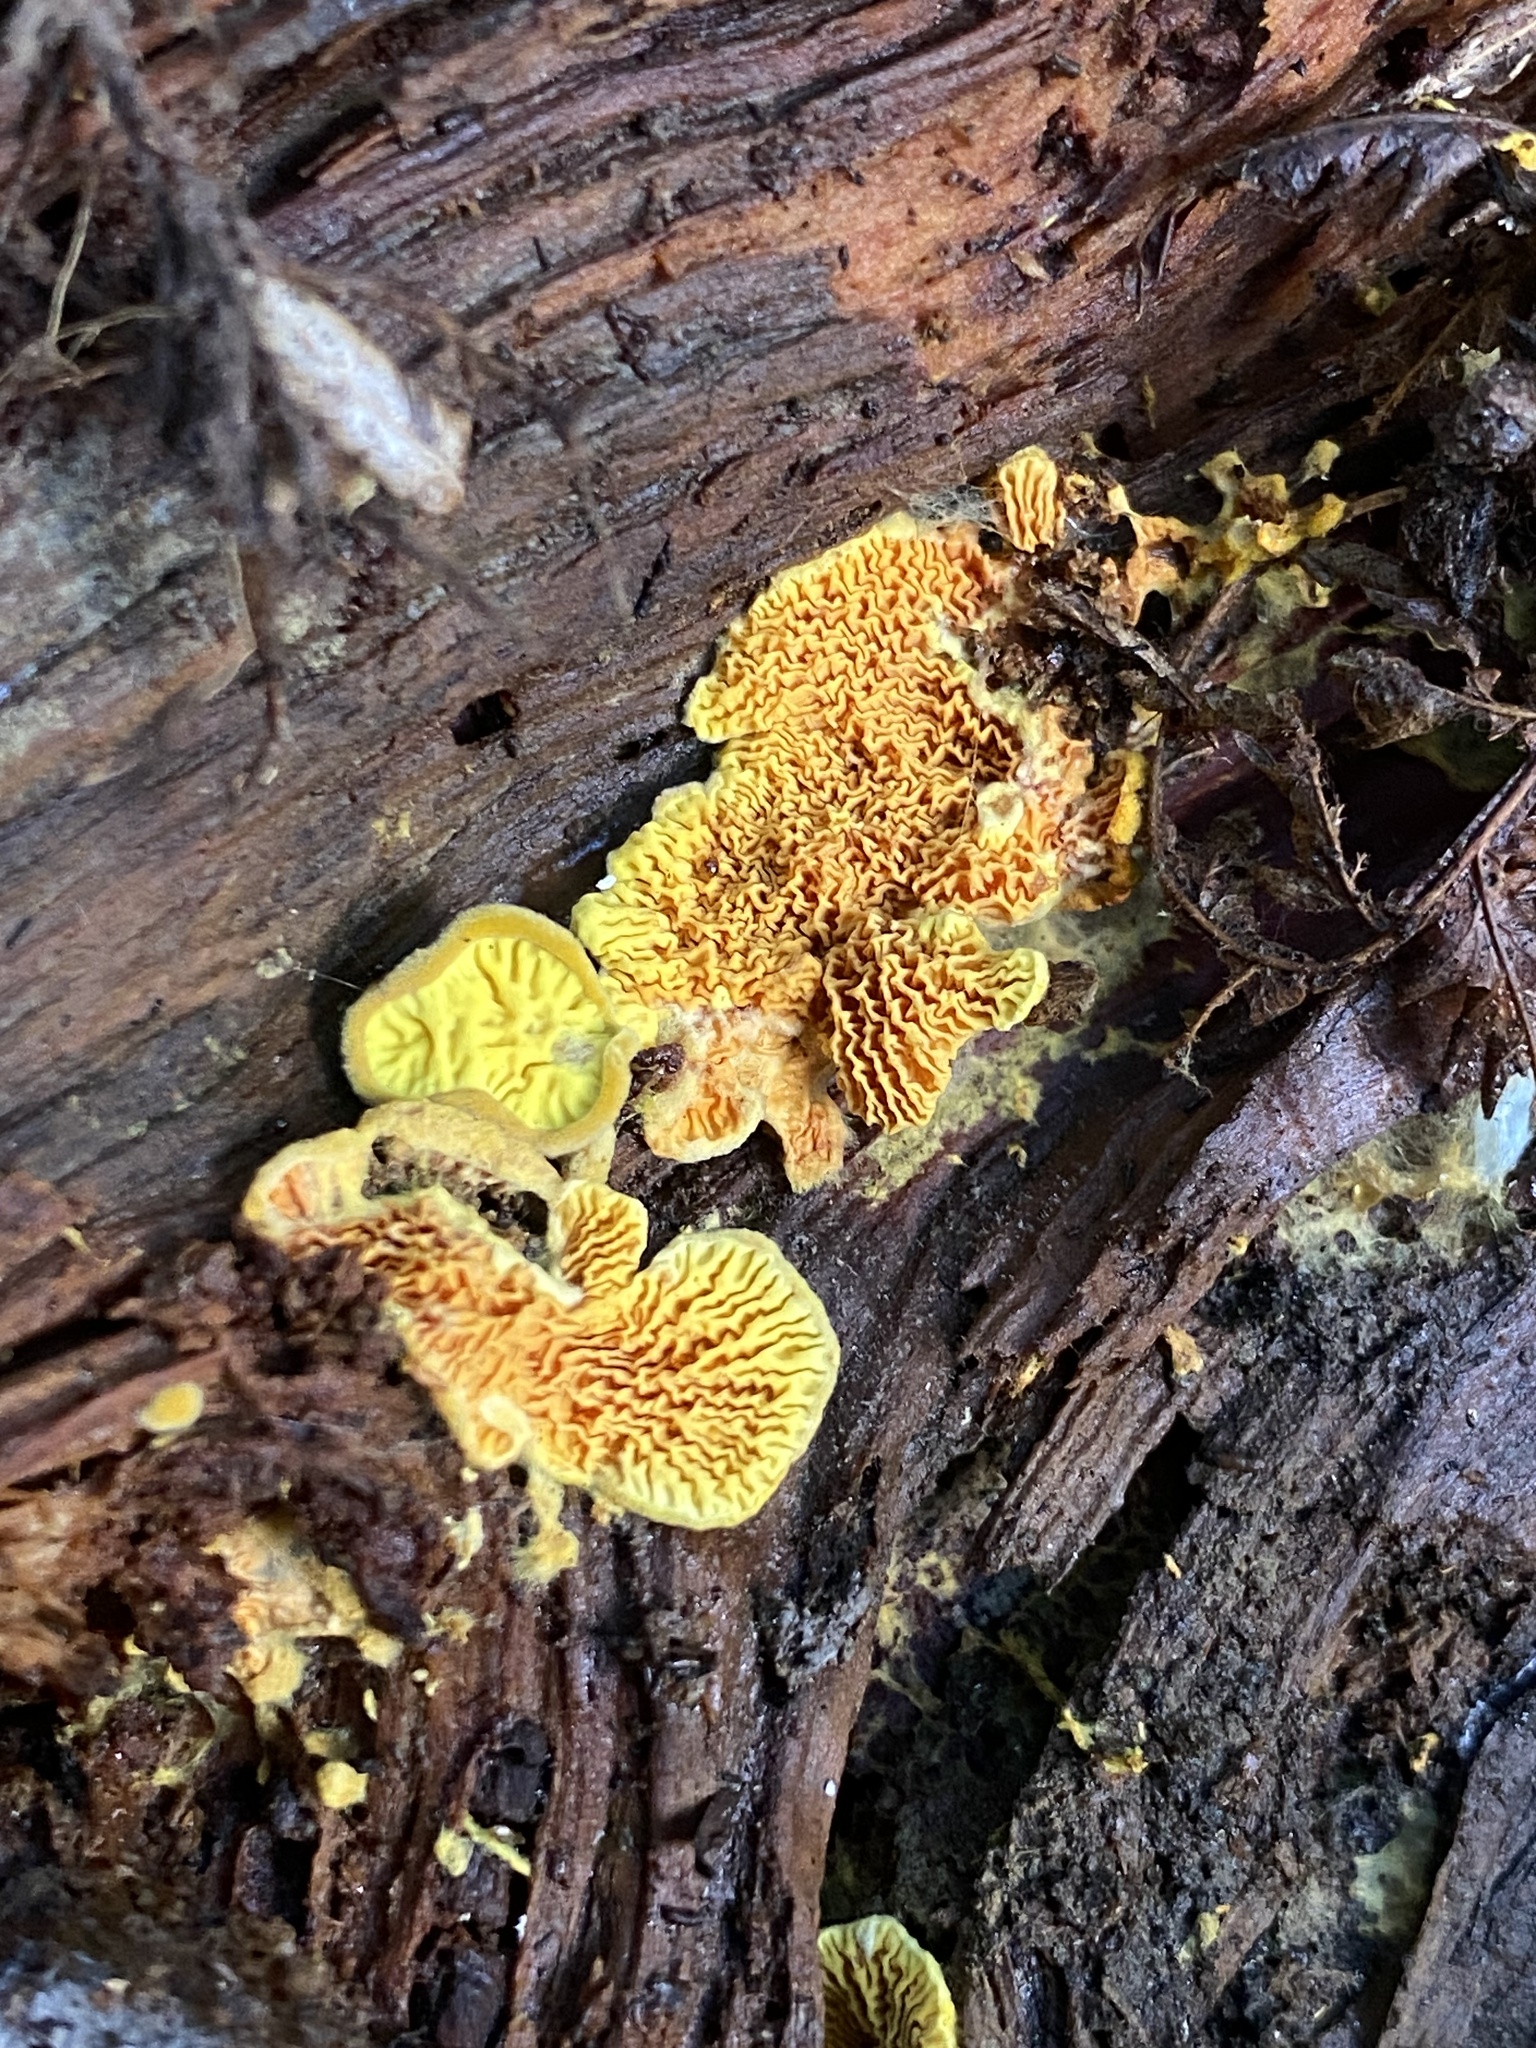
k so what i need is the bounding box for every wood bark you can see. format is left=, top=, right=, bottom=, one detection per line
left=2, top=3, right=1536, bottom=2046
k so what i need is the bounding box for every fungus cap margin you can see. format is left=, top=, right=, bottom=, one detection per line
left=241, top=1117, right=840, bottom=1534
left=341, top=904, right=637, bottom=1156
left=819, top=1916, right=957, bottom=2048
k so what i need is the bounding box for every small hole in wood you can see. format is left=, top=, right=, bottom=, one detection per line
left=450, top=691, right=518, bottom=747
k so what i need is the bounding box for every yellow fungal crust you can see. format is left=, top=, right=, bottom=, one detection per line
left=204, top=1512, right=401, bottom=1708
left=315, top=1759, right=369, bottom=1810
left=242, top=1127, right=839, bottom=1533
left=342, top=905, right=637, bottom=1156
left=573, top=512, right=1139, bottom=1185
left=819, top=1917, right=957, bottom=2048
left=1106, top=448, right=1346, bottom=625
left=136, top=1381, right=205, bottom=1435
left=993, top=445, right=1064, bottom=552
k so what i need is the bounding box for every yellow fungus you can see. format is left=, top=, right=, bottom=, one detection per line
left=205, top=1512, right=401, bottom=1709
left=433, top=1817, right=531, bottom=1878
left=1101, top=1745, right=1148, bottom=1777
left=342, top=904, right=637, bottom=1156
left=992, top=445, right=1064, bottom=551
left=1163, top=1326, right=1204, bottom=1378
left=434, top=1826, right=474, bottom=1878
left=1107, top=450, right=1346, bottom=625
left=302, top=1728, right=357, bottom=1761
left=315, top=1759, right=369, bottom=1810
left=574, top=513, right=1140, bottom=1186
left=1197, top=1906, right=1230, bottom=1949
left=443, top=1506, right=485, bottom=1570
left=1059, top=1706, right=1095, bottom=1752
left=243, top=1122, right=839, bottom=1541
left=461, top=1815, right=531, bottom=1875
left=136, top=1381, right=206, bottom=1435
left=819, top=1917, right=956, bottom=2048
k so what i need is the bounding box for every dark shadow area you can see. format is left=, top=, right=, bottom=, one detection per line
left=822, top=1419, right=1204, bottom=1960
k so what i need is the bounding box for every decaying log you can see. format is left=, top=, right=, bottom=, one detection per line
left=4, top=2, right=1536, bottom=2045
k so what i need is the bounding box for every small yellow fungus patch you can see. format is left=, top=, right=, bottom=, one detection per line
left=1163, top=1326, right=1204, bottom=1378
left=302, top=1727, right=357, bottom=1761
left=342, top=905, right=637, bottom=1157
left=461, top=1816, right=531, bottom=1874
left=992, top=445, right=1064, bottom=551
left=205, top=1512, right=401, bottom=1708
left=1100, top=1745, right=1148, bottom=1778
left=575, top=513, right=1140, bottom=1186
left=136, top=1381, right=205, bottom=1435
left=1107, top=450, right=1346, bottom=625
left=1059, top=1706, right=1095, bottom=1752
left=433, top=1826, right=474, bottom=1878
left=1494, top=130, right=1536, bottom=173
left=1197, top=1905, right=1230, bottom=1950
left=315, top=1759, right=369, bottom=1810
left=819, top=1916, right=956, bottom=2048
left=243, top=1123, right=839, bottom=1539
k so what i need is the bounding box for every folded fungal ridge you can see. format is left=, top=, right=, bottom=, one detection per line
left=819, top=1917, right=957, bottom=2048
left=242, top=1106, right=839, bottom=1535
left=574, top=507, right=1139, bottom=1186
left=342, top=903, right=635, bottom=1156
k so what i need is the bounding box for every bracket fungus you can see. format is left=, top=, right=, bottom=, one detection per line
left=241, top=1104, right=838, bottom=1549
left=819, top=1917, right=957, bottom=2048
left=993, top=445, right=1065, bottom=553
left=342, top=904, right=637, bottom=1157
left=574, top=491, right=1142, bottom=1189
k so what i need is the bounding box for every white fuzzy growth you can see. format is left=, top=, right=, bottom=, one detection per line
left=249, top=276, right=470, bottom=516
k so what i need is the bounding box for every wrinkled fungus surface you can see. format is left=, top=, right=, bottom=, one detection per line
left=343, top=905, right=636, bottom=1155
left=243, top=1115, right=839, bottom=1533
left=993, top=445, right=1065, bottom=553
left=574, top=502, right=1140, bottom=1187
left=819, top=1916, right=957, bottom=2048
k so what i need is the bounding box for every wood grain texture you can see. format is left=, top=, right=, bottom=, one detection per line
left=3, top=2, right=1536, bottom=2044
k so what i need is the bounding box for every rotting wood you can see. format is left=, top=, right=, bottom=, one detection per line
left=2, top=2, right=1536, bottom=2045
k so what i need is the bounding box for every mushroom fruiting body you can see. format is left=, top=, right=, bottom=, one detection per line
left=819, top=1917, right=957, bottom=2048
left=342, top=904, right=637, bottom=1157
left=241, top=1107, right=839, bottom=1534
left=574, top=508, right=1140, bottom=1187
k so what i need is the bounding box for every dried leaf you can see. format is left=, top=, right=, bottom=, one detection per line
left=248, top=275, right=471, bottom=517
left=1230, top=113, right=1532, bottom=220
left=1396, top=817, right=1536, bottom=1102
left=1333, top=647, right=1470, bottom=747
